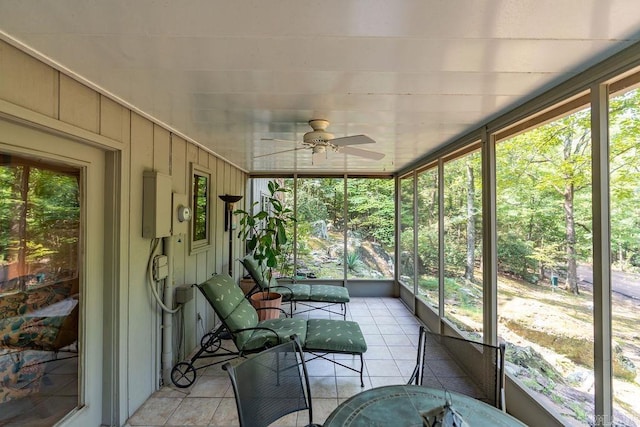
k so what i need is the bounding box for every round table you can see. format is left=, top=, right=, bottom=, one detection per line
left=323, top=385, right=527, bottom=427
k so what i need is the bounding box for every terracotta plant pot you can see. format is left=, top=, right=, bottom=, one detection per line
left=249, top=291, right=282, bottom=321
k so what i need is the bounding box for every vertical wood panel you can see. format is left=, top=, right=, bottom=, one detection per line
left=171, top=135, right=187, bottom=194
left=127, top=112, right=157, bottom=409
left=59, top=74, right=100, bottom=132
left=197, top=147, right=208, bottom=168
left=152, top=125, right=170, bottom=174
left=100, top=96, right=130, bottom=144
left=0, top=40, right=58, bottom=118
left=215, top=158, right=226, bottom=275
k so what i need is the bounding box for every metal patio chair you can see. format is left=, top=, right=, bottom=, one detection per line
left=223, top=335, right=321, bottom=427
left=409, top=325, right=506, bottom=410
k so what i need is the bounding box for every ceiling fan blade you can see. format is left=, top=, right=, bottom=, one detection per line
left=254, top=147, right=307, bottom=158
left=331, top=135, right=375, bottom=146
left=338, top=146, right=385, bottom=160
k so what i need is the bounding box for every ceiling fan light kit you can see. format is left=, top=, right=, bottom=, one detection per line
left=259, top=119, right=385, bottom=163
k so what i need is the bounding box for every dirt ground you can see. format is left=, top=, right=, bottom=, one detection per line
left=497, top=275, right=640, bottom=425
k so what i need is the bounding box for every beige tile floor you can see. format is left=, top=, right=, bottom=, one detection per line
left=126, top=297, right=474, bottom=427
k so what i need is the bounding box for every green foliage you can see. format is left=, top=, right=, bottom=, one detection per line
left=345, top=251, right=363, bottom=272
left=346, top=178, right=395, bottom=247
left=496, top=108, right=594, bottom=285
left=1, top=163, right=80, bottom=278
left=235, top=180, right=296, bottom=284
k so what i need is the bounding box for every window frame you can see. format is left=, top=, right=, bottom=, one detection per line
left=189, top=163, right=212, bottom=254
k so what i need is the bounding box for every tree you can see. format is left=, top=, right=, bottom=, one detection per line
left=497, top=109, right=592, bottom=294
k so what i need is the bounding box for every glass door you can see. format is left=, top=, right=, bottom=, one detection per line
left=0, top=119, right=106, bottom=426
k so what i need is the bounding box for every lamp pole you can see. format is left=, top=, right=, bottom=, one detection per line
left=218, top=194, right=243, bottom=276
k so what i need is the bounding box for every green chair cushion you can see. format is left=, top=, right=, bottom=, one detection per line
left=241, top=256, right=270, bottom=289
left=224, top=298, right=259, bottom=332
left=275, top=283, right=311, bottom=301
left=241, top=318, right=308, bottom=351
left=199, top=274, right=247, bottom=320
left=305, top=319, right=367, bottom=354
left=308, top=285, right=350, bottom=303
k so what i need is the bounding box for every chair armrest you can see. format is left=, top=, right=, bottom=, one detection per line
left=255, top=306, right=289, bottom=317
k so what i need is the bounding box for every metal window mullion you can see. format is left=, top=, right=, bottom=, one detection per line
left=413, top=171, right=419, bottom=296
left=591, top=83, right=613, bottom=426
left=343, top=175, right=348, bottom=284
left=481, top=129, right=498, bottom=346
left=438, top=159, right=445, bottom=319
left=293, top=175, right=298, bottom=278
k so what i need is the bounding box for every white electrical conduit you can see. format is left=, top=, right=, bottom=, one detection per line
left=146, top=238, right=180, bottom=314
left=162, top=235, right=175, bottom=385
left=146, top=237, right=180, bottom=385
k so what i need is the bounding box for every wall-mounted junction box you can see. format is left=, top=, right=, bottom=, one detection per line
left=153, top=255, right=169, bottom=281
left=142, top=171, right=172, bottom=238
left=175, top=284, right=194, bottom=304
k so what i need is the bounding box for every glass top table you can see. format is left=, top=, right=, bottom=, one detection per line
left=324, top=385, right=527, bottom=427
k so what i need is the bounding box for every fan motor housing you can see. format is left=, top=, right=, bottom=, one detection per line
left=304, top=130, right=334, bottom=144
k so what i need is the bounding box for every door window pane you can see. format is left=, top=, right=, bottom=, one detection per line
left=0, top=155, right=80, bottom=425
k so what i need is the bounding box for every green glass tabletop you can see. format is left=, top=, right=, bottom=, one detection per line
left=324, top=385, right=527, bottom=427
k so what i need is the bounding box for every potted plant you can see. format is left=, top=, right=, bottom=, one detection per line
left=234, top=180, right=296, bottom=320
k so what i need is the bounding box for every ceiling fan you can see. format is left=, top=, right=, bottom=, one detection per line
left=258, top=119, right=385, bottom=163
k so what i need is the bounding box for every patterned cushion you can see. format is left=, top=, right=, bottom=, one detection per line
left=305, top=319, right=367, bottom=354
left=198, top=274, right=247, bottom=320
left=241, top=255, right=351, bottom=304
left=241, top=256, right=270, bottom=289
left=240, top=318, right=308, bottom=351
left=308, top=285, right=350, bottom=303
left=275, top=283, right=311, bottom=301
left=0, top=316, right=65, bottom=349
left=198, top=274, right=260, bottom=351
left=224, top=299, right=259, bottom=331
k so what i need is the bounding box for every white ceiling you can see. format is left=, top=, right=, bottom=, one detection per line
left=2, top=1, right=640, bottom=174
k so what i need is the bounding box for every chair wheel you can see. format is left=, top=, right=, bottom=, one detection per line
left=200, top=333, right=222, bottom=353
left=171, top=362, right=196, bottom=388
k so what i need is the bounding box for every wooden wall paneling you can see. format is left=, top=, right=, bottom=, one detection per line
left=215, top=157, right=226, bottom=276
left=152, top=124, right=170, bottom=174
left=168, top=135, right=191, bottom=360
left=127, top=112, right=158, bottom=410
left=0, top=40, right=58, bottom=118
left=171, top=135, right=187, bottom=194
left=197, top=147, right=208, bottom=168
left=59, top=74, right=100, bottom=133
left=100, top=95, right=130, bottom=145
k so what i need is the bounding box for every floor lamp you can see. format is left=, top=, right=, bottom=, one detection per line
left=219, top=194, right=243, bottom=276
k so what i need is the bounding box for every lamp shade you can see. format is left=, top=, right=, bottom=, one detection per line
left=219, top=194, right=243, bottom=204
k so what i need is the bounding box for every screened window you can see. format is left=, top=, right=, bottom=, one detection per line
left=496, top=107, right=594, bottom=425
left=443, top=149, right=483, bottom=336
left=416, top=166, right=439, bottom=309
